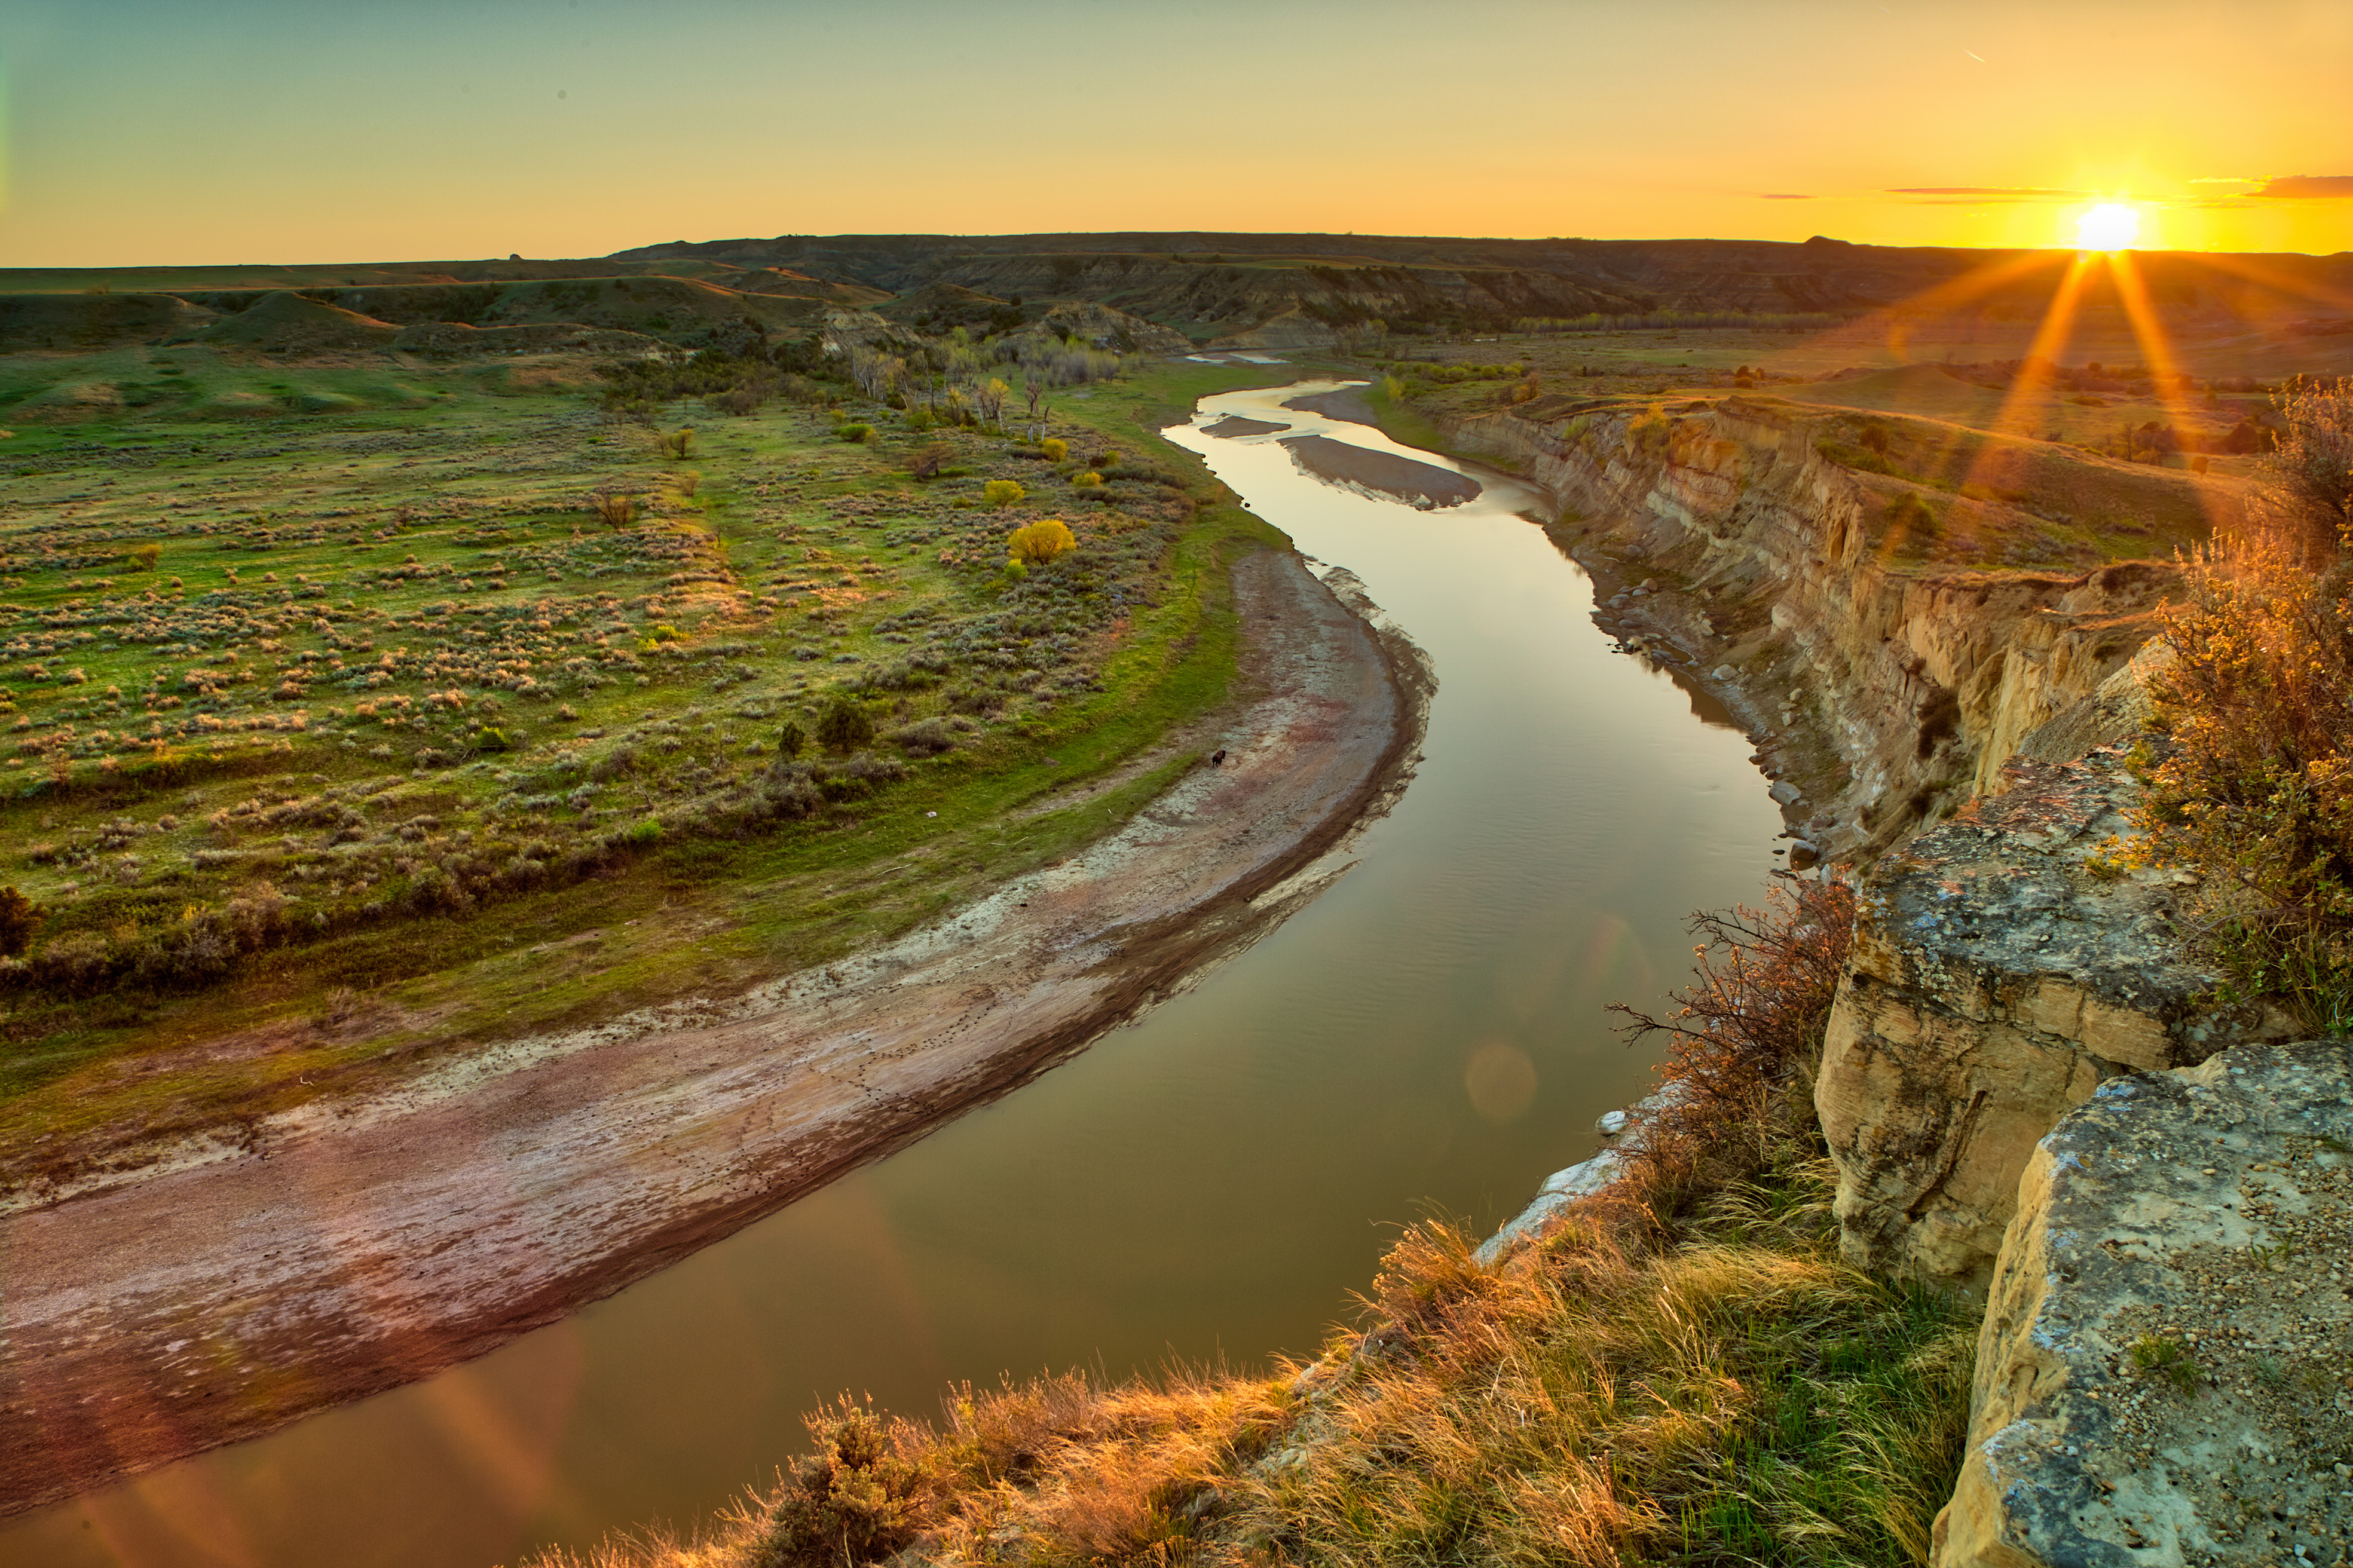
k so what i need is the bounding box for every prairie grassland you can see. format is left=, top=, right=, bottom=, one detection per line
left=0, top=347, right=1296, bottom=1184
left=522, top=879, right=1977, bottom=1568
left=1371, top=341, right=2263, bottom=569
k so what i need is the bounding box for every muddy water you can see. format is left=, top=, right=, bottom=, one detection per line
left=3, top=384, right=1781, bottom=1568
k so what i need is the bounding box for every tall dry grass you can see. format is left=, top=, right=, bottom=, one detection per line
left=521, top=878, right=1973, bottom=1568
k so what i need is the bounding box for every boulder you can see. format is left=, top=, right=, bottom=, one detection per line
left=1815, top=746, right=2282, bottom=1289
left=1936, top=1040, right=2353, bottom=1566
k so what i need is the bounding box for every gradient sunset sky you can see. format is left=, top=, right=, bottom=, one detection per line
left=4, top=0, right=2350, bottom=267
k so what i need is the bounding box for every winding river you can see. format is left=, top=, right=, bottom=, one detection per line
left=0, top=384, right=1780, bottom=1568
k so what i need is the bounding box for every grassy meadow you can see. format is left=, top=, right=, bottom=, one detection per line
left=0, top=340, right=1302, bottom=1187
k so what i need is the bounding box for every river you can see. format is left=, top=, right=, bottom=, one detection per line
left=0, top=382, right=1781, bottom=1568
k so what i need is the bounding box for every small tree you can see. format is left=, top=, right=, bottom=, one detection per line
left=1008, top=518, right=1077, bottom=567
left=815, top=696, right=876, bottom=753
left=776, top=720, right=806, bottom=759
left=592, top=489, right=638, bottom=528
left=660, top=427, right=696, bottom=460
left=908, top=442, right=951, bottom=480
left=124, top=544, right=160, bottom=572
left=983, top=479, right=1026, bottom=507
left=0, top=887, right=35, bottom=957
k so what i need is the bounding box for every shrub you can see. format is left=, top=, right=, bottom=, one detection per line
left=672, top=470, right=701, bottom=498
left=886, top=718, right=956, bottom=757
left=623, top=817, right=663, bottom=844
left=749, top=1401, right=940, bottom=1568
left=2261, top=375, right=2353, bottom=557
left=592, top=490, right=638, bottom=529
left=1883, top=491, right=1938, bottom=541
left=983, top=479, right=1026, bottom=507
left=775, top=721, right=806, bottom=759
left=907, top=442, right=950, bottom=479
left=125, top=544, right=160, bottom=572
left=836, top=423, right=874, bottom=444
left=814, top=695, right=876, bottom=753
left=1006, top=518, right=1076, bottom=567
left=1089, top=449, right=1119, bottom=470
left=1072, top=471, right=1104, bottom=490
left=0, top=887, right=36, bottom=957
left=2134, top=530, right=2353, bottom=1028
left=1039, top=437, right=1068, bottom=462
left=1627, top=405, right=1672, bottom=457
left=660, top=427, right=696, bottom=460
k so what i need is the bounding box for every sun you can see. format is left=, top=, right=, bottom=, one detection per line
left=2074, top=202, right=2141, bottom=252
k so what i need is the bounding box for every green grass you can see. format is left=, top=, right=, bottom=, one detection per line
left=0, top=349, right=1300, bottom=1184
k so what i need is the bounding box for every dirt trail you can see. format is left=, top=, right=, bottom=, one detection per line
left=0, top=548, right=1427, bottom=1515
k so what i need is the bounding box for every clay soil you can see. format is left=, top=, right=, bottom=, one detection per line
left=0, top=547, right=1425, bottom=1517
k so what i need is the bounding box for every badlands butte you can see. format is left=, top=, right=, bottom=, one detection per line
left=4, top=231, right=2353, bottom=1566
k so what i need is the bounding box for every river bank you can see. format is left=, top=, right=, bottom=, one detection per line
left=0, top=545, right=1426, bottom=1517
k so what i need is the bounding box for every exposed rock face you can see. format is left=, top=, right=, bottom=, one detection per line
left=1437, top=398, right=2177, bottom=858
left=1813, top=746, right=2280, bottom=1289
left=1936, top=1041, right=2353, bottom=1567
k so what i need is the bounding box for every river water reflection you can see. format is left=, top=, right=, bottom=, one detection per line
left=2, top=383, right=1780, bottom=1568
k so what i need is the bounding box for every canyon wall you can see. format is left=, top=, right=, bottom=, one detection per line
left=1436, top=397, right=2171, bottom=859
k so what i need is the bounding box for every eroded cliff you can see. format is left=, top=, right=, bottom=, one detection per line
left=1434, top=396, right=2175, bottom=859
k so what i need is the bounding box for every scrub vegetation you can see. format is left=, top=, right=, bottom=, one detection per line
left=0, top=327, right=1296, bottom=1187
left=2128, top=376, right=2353, bottom=1030
left=525, top=877, right=1978, bottom=1568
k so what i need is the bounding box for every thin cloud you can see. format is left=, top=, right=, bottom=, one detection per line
left=1760, top=192, right=1815, bottom=201
left=2247, top=174, right=2353, bottom=199
left=1887, top=186, right=2087, bottom=200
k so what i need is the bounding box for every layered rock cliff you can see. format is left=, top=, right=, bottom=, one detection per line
left=1814, top=746, right=2288, bottom=1289
left=1434, top=397, right=2175, bottom=858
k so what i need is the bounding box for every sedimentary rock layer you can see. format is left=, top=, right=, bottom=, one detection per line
left=1812, top=746, right=2284, bottom=1288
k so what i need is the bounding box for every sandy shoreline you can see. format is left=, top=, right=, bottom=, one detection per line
left=0, top=547, right=1429, bottom=1517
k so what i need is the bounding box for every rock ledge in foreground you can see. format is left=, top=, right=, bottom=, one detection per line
left=1936, top=1040, right=2353, bottom=1567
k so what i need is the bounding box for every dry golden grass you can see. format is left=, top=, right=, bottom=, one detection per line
left=521, top=880, right=1974, bottom=1568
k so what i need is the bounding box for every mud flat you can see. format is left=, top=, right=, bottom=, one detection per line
left=1280, top=433, right=1480, bottom=509
left=1203, top=415, right=1289, bottom=438
left=0, top=547, right=1425, bottom=1517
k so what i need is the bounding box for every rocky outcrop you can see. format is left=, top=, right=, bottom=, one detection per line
left=1936, top=1040, right=2353, bottom=1567
left=1811, top=746, right=2289, bottom=1290
left=1437, top=398, right=2175, bottom=858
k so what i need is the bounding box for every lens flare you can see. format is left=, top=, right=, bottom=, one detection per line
left=2074, top=203, right=2140, bottom=252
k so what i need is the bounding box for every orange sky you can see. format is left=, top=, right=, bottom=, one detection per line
left=2, top=0, right=2349, bottom=267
